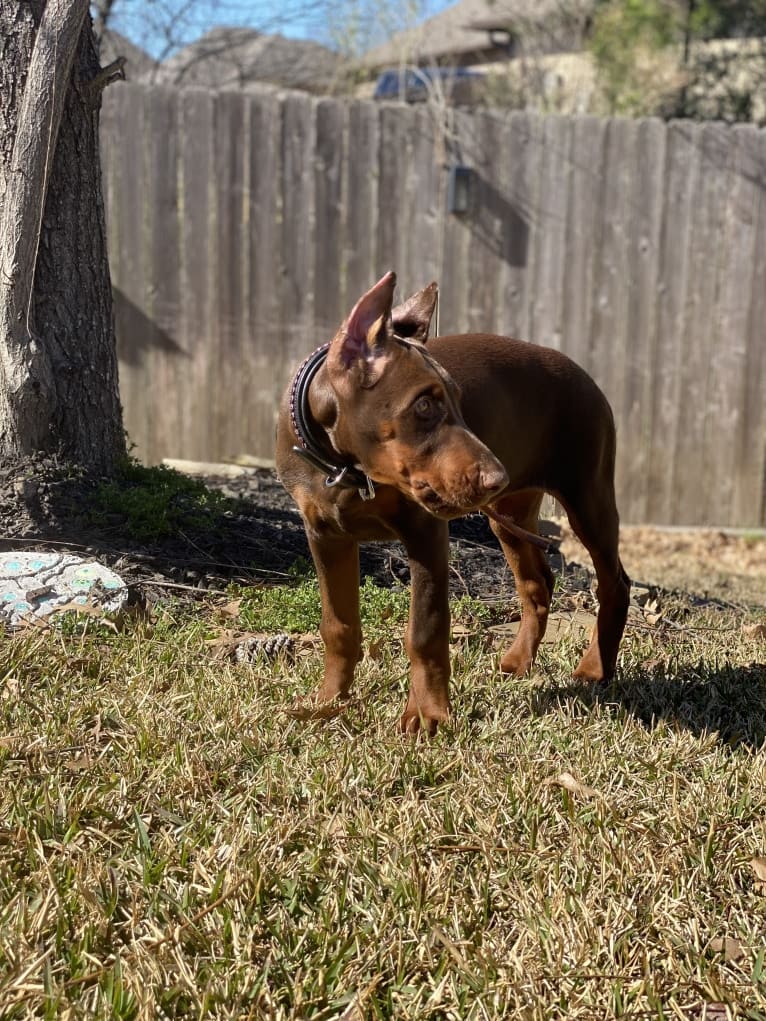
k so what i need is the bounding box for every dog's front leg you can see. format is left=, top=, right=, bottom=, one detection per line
left=399, top=517, right=451, bottom=736
left=308, top=534, right=363, bottom=702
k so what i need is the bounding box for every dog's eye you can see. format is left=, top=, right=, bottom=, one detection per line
left=414, top=395, right=435, bottom=418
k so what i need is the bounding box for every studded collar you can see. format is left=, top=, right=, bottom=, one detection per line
left=288, top=343, right=376, bottom=500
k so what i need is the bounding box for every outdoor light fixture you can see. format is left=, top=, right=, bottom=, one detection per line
left=447, top=164, right=471, bottom=214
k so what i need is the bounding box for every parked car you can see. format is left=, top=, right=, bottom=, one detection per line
left=373, top=66, right=484, bottom=104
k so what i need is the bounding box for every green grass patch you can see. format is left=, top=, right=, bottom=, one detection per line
left=1, top=590, right=765, bottom=1019
left=86, top=459, right=233, bottom=541
left=234, top=573, right=495, bottom=637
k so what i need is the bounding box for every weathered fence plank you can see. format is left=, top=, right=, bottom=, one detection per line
left=465, top=109, right=505, bottom=336
left=518, top=113, right=546, bottom=345
left=439, top=109, right=472, bottom=334
left=673, top=123, right=730, bottom=525
left=405, top=106, right=442, bottom=297
left=732, top=128, right=766, bottom=527
left=102, top=84, right=766, bottom=527
left=590, top=118, right=635, bottom=506
left=646, top=121, right=697, bottom=523
left=343, top=101, right=379, bottom=311
left=313, top=98, right=346, bottom=334
left=210, top=91, right=248, bottom=458
left=376, top=106, right=402, bottom=274
left=498, top=112, right=538, bottom=340
left=561, top=116, right=606, bottom=376
left=533, top=116, right=571, bottom=354
left=280, top=94, right=316, bottom=373
left=623, top=117, right=666, bottom=523
left=706, top=125, right=764, bottom=526
left=174, top=89, right=214, bottom=460
left=108, top=84, right=150, bottom=456
left=247, top=91, right=283, bottom=450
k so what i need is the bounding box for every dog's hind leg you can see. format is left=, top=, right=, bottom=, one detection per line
left=560, top=485, right=630, bottom=683
left=487, top=491, right=555, bottom=677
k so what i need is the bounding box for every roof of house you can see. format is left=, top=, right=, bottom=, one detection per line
left=152, top=26, right=342, bottom=93
left=360, top=0, right=594, bottom=68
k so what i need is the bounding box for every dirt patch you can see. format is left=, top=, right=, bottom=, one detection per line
left=0, top=455, right=762, bottom=610
left=558, top=521, right=766, bottom=607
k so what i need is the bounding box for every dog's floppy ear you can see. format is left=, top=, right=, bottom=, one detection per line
left=391, top=281, right=438, bottom=345
left=328, top=271, right=397, bottom=388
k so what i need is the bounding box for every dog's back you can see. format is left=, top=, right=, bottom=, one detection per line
left=429, top=334, right=616, bottom=499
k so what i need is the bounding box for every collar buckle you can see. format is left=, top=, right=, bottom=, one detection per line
left=325, top=466, right=376, bottom=501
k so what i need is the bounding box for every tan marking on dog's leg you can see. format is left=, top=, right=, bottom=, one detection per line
left=399, top=516, right=451, bottom=736
left=562, top=491, right=630, bottom=683
left=308, top=534, right=362, bottom=701
left=488, top=492, right=553, bottom=677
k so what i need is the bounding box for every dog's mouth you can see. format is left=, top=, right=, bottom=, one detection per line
left=412, top=482, right=494, bottom=519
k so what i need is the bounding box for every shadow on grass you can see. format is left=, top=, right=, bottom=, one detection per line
left=0, top=456, right=311, bottom=586
left=531, top=660, right=766, bottom=752
left=4, top=458, right=504, bottom=594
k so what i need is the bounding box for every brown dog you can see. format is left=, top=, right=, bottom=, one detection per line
left=276, top=271, right=630, bottom=734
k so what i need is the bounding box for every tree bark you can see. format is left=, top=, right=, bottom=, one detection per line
left=0, top=0, right=125, bottom=473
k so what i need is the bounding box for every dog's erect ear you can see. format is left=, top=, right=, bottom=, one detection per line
left=391, top=281, right=438, bottom=345
left=328, top=271, right=397, bottom=388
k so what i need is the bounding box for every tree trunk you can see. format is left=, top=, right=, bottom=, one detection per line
left=0, top=0, right=125, bottom=474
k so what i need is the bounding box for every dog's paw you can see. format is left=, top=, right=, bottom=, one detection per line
left=398, top=706, right=449, bottom=738
left=499, top=647, right=535, bottom=678
left=572, top=650, right=612, bottom=684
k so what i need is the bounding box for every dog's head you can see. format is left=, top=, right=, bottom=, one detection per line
left=318, top=272, right=508, bottom=517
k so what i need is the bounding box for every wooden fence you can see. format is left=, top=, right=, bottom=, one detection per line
left=100, top=83, right=766, bottom=527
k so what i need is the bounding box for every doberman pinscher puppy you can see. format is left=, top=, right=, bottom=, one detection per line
left=276, top=271, right=631, bottom=735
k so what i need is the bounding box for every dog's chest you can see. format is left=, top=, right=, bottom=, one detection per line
left=293, top=482, right=407, bottom=543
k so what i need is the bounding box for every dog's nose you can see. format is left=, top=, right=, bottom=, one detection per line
left=479, top=465, right=508, bottom=493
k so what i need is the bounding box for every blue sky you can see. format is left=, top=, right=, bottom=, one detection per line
left=102, top=0, right=454, bottom=59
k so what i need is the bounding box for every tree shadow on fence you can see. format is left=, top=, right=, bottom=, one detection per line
left=114, top=288, right=187, bottom=367
left=465, top=171, right=530, bottom=268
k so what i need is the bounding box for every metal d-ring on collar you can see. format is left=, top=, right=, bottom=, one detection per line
left=289, top=343, right=376, bottom=501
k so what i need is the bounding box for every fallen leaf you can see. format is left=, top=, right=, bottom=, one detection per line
left=743, top=622, right=766, bottom=641
left=284, top=698, right=347, bottom=721
left=206, top=629, right=249, bottom=660
left=49, top=601, right=109, bottom=619
left=709, top=936, right=745, bottom=962
left=488, top=622, right=521, bottom=637
left=1, top=677, right=20, bottom=701
left=218, top=598, right=242, bottom=619
left=644, top=611, right=664, bottom=626
left=703, top=1004, right=729, bottom=1021
left=544, top=771, right=600, bottom=799
left=64, top=754, right=92, bottom=773
left=450, top=623, right=477, bottom=640
left=295, top=633, right=322, bottom=652
left=367, top=638, right=385, bottom=661
left=205, top=628, right=239, bottom=647
left=750, top=857, right=766, bottom=893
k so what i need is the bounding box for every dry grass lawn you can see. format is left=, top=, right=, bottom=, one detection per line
left=1, top=537, right=765, bottom=1020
